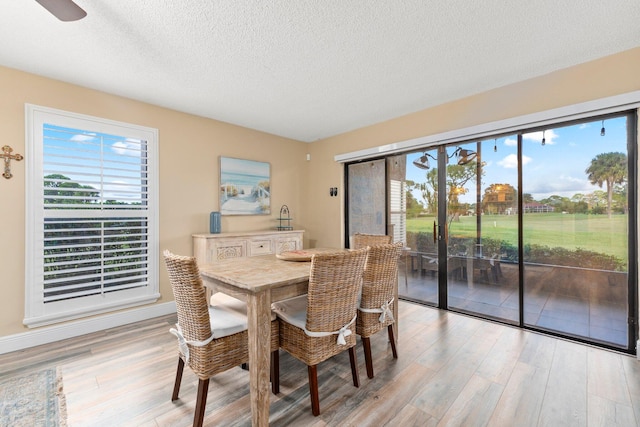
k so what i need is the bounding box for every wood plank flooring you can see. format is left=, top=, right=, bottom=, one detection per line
left=1, top=301, right=638, bottom=426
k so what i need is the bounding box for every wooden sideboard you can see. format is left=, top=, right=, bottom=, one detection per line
left=192, top=230, right=304, bottom=265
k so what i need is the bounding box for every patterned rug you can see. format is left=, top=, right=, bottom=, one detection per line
left=0, top=367, right=67, bottom=427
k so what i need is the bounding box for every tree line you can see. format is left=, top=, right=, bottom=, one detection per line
left=406, top=152, right=627, bottom=218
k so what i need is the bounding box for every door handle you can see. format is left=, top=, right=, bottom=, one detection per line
left=433, top=221, right=437, bottom=244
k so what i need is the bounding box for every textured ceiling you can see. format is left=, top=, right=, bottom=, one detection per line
left=1, top=1, right=639, bottom=142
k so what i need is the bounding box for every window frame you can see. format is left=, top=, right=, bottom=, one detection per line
left=24, top=104, right=160, bottom=327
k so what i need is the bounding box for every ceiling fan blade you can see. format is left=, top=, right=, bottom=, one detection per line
left=35, top=0, right=87, bottom=21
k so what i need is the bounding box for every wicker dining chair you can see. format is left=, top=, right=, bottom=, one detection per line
left=356, top=242, right=403, bottom=378
left=163, top=250, right=279, bottom=427
left=271, top=248, right=369, bottom=416
left=352, top=233, right=392, bottom=249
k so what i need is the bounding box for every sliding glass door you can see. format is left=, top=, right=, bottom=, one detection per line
left=347, top=112, right=635, bottom=352
left=445, top=139, right=519, bottom=324
left=399, top=139, right=520, bottom=325
left=521, top=116, right=632, bottom=347
left=398, top=148, right=439, bottom=306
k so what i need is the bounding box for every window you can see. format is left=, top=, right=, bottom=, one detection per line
left=25, top=105, right=159, bottom=327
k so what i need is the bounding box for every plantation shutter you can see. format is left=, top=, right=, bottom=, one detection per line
left=25, top=105, right=159, bottom=327
left=389, top=179, right=406, bottom=244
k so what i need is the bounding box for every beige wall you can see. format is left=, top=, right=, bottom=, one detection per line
left=1, top=47, right=639, bottom=341
left=0, top=66, right=308, bottom=337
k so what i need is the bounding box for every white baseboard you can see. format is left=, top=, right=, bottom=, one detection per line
left=0, top=301, right=176, bottom=355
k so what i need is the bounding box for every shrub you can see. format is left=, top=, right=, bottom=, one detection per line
left=405, top=232, right=625, bottom=271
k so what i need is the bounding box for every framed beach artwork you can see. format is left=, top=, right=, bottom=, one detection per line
left=219, top=156, right=271, bottom=215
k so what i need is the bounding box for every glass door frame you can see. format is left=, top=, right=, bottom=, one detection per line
left=514, top=112, right=637, bottom=354
left=344, top=111, right=638, bottom=355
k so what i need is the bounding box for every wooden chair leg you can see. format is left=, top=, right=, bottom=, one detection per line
left=172, top=357, right=185, bottom=401
left=271, top=349, right=280, bottom=394
left=362, top=336, right=374, bottom=379
left=387, top=324, right=398, bottom=359
left=308, top=365, right=320, bottom=416
left=193, top=378, right=209, bottom=427
left=349, top=346, right=360, bottom=387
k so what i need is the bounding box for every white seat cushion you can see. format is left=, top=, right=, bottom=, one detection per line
left=211, top=292, right=276, bottom=321
left=208, top=293, right=249, bottom=338
left=272, top=294, right=357, bottom=345
left=209, top=306, right=248, bottom=338
left=271, top=294, right=307, bottom=329
left=208, top=304, right=247, bottom=338
left=210, top=292, right=247, bottom=312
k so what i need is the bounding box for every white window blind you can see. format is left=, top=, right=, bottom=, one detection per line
left=25, top=105, right=159, bottom=327
left=389, top=179, right=407, bottom=245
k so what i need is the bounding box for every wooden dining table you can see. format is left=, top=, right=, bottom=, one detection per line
left=198, top=248, right=343, bottom=426
left=199, top=247, right=399, bottom=425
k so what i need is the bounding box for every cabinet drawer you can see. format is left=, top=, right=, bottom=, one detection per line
left=276, top=238, right=300, bottom=253
left=250, top=240, right=273, bottom=256
left=214, top=241, right=246, bottom=260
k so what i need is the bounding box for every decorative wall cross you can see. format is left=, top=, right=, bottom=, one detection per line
left=1, top=145, right=24, bottom=179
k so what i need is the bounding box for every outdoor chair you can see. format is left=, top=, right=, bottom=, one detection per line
left=271, top=249, right=368, bottom=416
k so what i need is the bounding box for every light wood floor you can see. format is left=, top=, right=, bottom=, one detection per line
left=1, top=301, right=639, bottom=426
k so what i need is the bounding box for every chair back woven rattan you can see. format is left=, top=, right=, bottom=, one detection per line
left=276, top=248, right=368, bottom=416
left=163, top=250, right=279, bottom=427
left=356, top=242, right=403, bottom=378
left=352, top=233, right=392, bottom=249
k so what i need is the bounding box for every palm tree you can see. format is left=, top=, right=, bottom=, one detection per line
left=585, top=152, right=627, bottom=218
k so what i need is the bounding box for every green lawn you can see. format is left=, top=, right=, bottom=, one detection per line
left=407, top=213, right=628, bottom=261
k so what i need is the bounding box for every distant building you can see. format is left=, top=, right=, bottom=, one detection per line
left=523, top=202, right=555, bottom=213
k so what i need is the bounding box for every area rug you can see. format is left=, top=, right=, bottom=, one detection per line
left=0, top=367, right=67, bottom=427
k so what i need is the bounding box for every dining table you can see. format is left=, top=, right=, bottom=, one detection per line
left=198, top=248, right=346, bottom=426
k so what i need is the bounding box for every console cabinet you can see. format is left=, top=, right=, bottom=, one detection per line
left=192, top=230, right=304, bottom=265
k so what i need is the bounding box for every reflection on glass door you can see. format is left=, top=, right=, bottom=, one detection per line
left=398, top=148, right=439, bottom=306
left=522, top=117, right=630, bottom=347
left=445, top=139, right=520, bottom=324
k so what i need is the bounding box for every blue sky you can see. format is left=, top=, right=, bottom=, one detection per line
left=44, top=124, right=146, bottom=202
left=406, top=116, right=628, bottom=205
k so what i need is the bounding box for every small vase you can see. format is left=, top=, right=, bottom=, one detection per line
left=210, top=212, right=221, bottom=234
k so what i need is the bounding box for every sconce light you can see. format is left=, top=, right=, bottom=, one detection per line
left=413, top=148, right=477, bottom=169
left=456, top=148, right=477, bottom=165
left=412, top=152, right=436, bottom=170
left=329, top=187, right=338, bottom=197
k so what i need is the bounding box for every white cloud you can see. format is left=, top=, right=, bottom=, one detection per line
left=523, top=129, right=559, bottom=145
left=498, top=154, right=531, bottom=168
left=504, top=137, right=517, bottom=146
left=112, top=139, right=142, bottom=156
left=526, top=175, right=594, bottom=198
left=70, top=133, right=96, bottom=142
left=102, top=179, right=140, bottom=200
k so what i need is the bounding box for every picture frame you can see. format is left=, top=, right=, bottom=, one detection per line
left=219, top=156, right=271, bottom=215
